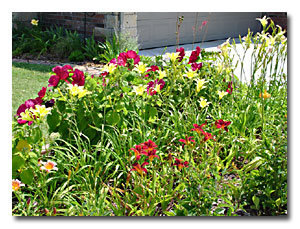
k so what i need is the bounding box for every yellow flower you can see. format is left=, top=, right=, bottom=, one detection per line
left=196, top=79, right=207, bottom=92
left=20, top=109, right=34, bottom=122
left=217, top=91, right=228, bottom=100
left=67, top=84, right=91, bottom=98
left=256, top=16, right=269, bottom=28
left=154, top=84, right=161, bottom=93
left=31, top=19, right=39, bottom=26
left=102, top=63, right=117, bottom=74
left=166, top=52, right=180, bottom=62
left=184, top=70, right=197, bottom=79
left=200, top=98, right=210, bottom=108
left=133, top=85, right=147, bottom=96
left=133, top=62, right=149, bottom=74
left=259, top=89, right=271, bottom=99
left=30, top=105, right=52, bottom=119
left=12, top=179, right=25, bottom=192
left=16, top=140, right=31, bottom=152
left=158, top=70, right=166, bottom=79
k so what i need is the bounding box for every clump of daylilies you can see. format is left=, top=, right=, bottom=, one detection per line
left=129, top=139, right=159, bottom=175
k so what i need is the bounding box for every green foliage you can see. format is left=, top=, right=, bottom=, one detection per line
left=68, top=50, right=85, bottom=62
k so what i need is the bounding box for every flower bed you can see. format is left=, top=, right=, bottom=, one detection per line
left=12, top=17, right=287, bottom=216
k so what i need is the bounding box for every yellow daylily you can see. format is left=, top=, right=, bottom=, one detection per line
left=217, top=91, right=228, bottom=100
left=133, top=62, right=149, bottom=74
left=184, top=70, right=197, bottom=79
left=196, top=79, right=207, bottom=92
left=256, top=16, right=269, bottom=28
left=133, top=85, right=147, bottom=96
left=102, top=63, right=117, bottom=74
left=154, top=84, right=161, bottom=93
left=166, top=52, right=180, bottom=62
left=200, top=98, right=210, bottom=108
left=67, top=84, right=91, bottom=98
left=158, top=70, right=166, bottom=79
left=31, top=19, right=39, bottom=26
left=20, top=109, right=35, bottom=122
left=30, top=105, right=52, bottom=119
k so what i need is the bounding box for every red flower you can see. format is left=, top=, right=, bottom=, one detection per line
left=226, top=82, right=233, bottom=94
left=191, top=122, right=207, bottom=135
left=38, top=87, right=47, bottom=99
left=145, top=65, right=159, bottom=78
left=176, top=47, right=185, bottom=62
left=48, top=74, right=60, bottom=87
left=147, top=79, right=165, bottom=95
left=203, top=132, right=216, bottom=142
left=191, top=62, right=203, bottom=71
left=72, top=69, right=85, bottom=86
left=130, top=144, right=143, bottom=161
left=179, top=135, right=195, bottom=148
left=141, top=139, right=158, bottom=152
left=173, top=158, right=189, bottom=170
left=188, top=46, right=201, bottom=64
left=215, top=119, right=231, bottom=132
left=131, top=162, right=149, bottom=175
left=145, top=149, right=159, bottom=162
left=116, top=50, right=140, bottom=68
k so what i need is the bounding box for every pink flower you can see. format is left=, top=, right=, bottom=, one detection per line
left=226, top=82, right=233, bottom=94
left=40, top=160, right=58, bottom=172
left=202, top=20, right=208, bottom=26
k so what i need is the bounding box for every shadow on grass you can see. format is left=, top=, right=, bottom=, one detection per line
left=12, top=62, right=56, bottom=73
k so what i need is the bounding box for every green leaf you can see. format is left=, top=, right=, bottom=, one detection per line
left=47, top=108, right=61, bottom=131
left=28, top=126, right=42, bottom=144
left=20, top=169, right=34, bottom=185
left=275, top=198, right=281, bottom=207
left=12, top=155, right=25, bottom=171
left=243, top=157, right=264, bottom=173
left=106, top=110, right=120, bottom=126
left=252, top=195, right=260, bottom=209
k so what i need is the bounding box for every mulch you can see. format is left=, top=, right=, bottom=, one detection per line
left=12, top=58, right=105, bottom=76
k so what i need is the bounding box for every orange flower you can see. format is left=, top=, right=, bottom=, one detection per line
left=259, top=90, right=271, bottom=99
left=12, top=179, right=25, bottom=192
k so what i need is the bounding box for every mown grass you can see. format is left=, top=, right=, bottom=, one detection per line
left=12, top=62, right=55, bottom=117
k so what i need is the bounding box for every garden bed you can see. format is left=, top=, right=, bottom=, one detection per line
left=12, top=17, right=287, bottom=216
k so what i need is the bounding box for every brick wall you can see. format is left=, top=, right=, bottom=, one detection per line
left=39, top=12, right=107, bottom=40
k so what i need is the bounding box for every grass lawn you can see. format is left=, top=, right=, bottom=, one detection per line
left=12, top=62, right=56, bottom=117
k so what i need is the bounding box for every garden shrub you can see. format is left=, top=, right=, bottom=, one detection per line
left=12, top=17, right=287, bottom=216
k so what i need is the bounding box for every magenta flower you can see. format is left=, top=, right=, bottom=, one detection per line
left=191, top=62, right=203, bottom=71
left=116, top=50, right=140, bottom=69
left=176, top=47, right=185, bottom=62
left=188, top=46, right=201, bottom=64
left=16, top=98, right=42, bottom=125
left=145, top=65, right=159, bottom=77
left=71, top=69, right=85, bottom=86
left=147, top=79, right=165, bottom=95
